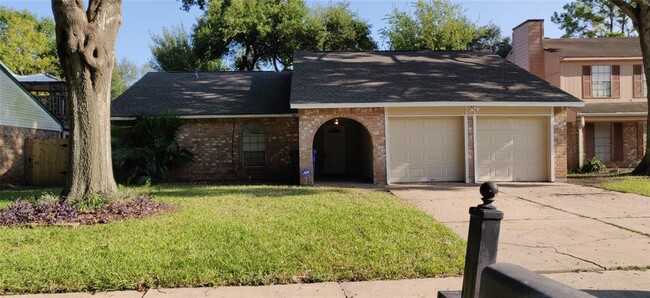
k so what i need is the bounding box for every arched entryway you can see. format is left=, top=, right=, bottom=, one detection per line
left=312, top=118, right=374, bottom=183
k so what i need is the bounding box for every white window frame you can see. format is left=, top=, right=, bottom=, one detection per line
left=591, top=65, right=612, bottom=98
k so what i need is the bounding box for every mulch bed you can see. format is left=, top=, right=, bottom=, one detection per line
left=0, top=195, right=173, bottom=227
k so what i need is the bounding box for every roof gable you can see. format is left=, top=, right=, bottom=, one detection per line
left=0, top=60, right=62, bottom=131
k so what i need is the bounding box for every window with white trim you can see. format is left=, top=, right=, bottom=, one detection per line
left=591, top=65, right=611, bottom=97
left=242, top=124, right=266, bottom=167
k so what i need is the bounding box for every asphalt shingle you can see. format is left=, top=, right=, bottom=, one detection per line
left=290, top=51, right=582, bottom=106
left=111, top=71, right=293, bottom=117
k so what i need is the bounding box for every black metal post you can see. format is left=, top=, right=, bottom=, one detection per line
left=461, top=182, right=503, bottom=298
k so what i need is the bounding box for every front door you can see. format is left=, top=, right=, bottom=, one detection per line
left=323, top=124, right=346, bottom=174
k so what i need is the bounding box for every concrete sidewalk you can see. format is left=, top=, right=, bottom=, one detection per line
left=11, top=270, right=650, bottom=297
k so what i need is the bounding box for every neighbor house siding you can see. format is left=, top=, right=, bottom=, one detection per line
left=511, top=23, right=530, bottom=71
left=0, top=67, right=61, bottom=131
left=168, top=117, right=299, bottom=183
left=544, top=52, right=562, bottom=88
left=0, top=125, right=60, bottom=186
left=560, top=61, right=643, bottom=102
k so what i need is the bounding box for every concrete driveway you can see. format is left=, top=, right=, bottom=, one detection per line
left=390, top=182, right=650, bottom=273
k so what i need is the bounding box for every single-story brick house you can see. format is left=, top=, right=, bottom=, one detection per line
left=0, top=60, right=63, bottom=186
left=112, top=51, right=584, bottom=185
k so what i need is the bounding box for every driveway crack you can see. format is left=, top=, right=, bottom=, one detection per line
left=338, top=281, right=351, bottom=298
left=500, top=191, right=650, bottom=238
left=551, top=247, right=606, bottom=270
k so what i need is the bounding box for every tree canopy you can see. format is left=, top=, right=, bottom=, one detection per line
left=111, top=57, right=144, bottom=100
left=150, top=24, right=222, bottom=71
left=552, top=0, right=635, bottom=37
left=380, top=0, right=479, bottom=51
left=180, top=0, right=376, bottom=71
left=468, top=23, right=512, bottom=58
left=0, top=6, right=61, bottom=76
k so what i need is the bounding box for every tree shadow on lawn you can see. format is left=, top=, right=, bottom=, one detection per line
left=150, top=184, right=353, bottom=199
left=0, top=187, right=61, bottom=206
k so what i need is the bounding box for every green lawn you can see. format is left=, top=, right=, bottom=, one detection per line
left=0, top=185, right=465, bottom=294
left=601, top=176, right=650, bottom=197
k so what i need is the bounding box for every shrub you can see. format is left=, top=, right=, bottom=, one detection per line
left=580, top=157, right=607, bottom=173
left=112, top=113, right=195, bottom=184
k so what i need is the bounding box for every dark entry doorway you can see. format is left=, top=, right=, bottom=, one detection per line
left=313, top=118, right=373, bottom=182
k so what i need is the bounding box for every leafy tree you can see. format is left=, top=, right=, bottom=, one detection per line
left=193, top=0, right=308, bottom=71
left=111, top=57, right=139, bottom=100
left=112, top=114, right=195, bottom=184
left=149, top=24, right=222, bottom=71
left=52, top=0, right=121, bottom=200
left=552, top=0, right=634, bottom=37
left=607, top=0, right=649, bottom=175
left=381, top=0, right=479, bottom=51
left=469, top=23, right=512, bottom=58
left=190, top=0, right=375, bottom=70
left=0, top=6, right=61, bottom=76
left=303, top=2, right=377, bottom=52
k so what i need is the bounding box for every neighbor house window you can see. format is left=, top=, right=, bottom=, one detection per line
left=242, top=124, right=266, bottom=167
left=591, top=65, right=612, bottom=97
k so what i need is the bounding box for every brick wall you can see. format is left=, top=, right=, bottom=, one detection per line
left=554, top=108, right=568, bottom=180
left=0, top=125, right=60, bottom=186
left=298, top=108, right=386, bottom=185
left=566, top=121, right=580, bottom=171
left=170, top=117, right=299, bottom=183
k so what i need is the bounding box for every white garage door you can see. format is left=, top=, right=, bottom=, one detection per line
left=477, top=117, right=548, bottom=182
left=388, top=117, right=464, bottom=183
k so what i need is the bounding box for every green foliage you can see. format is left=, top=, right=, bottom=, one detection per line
left=0, top=185, right=465, bottom=294
left=469, top=22, right=512, bottom=58
left=190, top=0, right=376, bottom=71
left=551, top=0, right=634, bottom=37
left=112, top=114, right=195, bottom=184
left=0, top=6, right=61, bottom=76
left=580, top=157, right=607, bottom=173
left=381, top=0, right=479, bottom=51
left=303, top=2, right=377, bottom=52
left=149, top=24, right=223, bottom=72
left=110, top=57, right=141, bottom=100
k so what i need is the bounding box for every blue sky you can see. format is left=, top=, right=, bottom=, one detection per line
left=1, top=0, right=571, bottom=67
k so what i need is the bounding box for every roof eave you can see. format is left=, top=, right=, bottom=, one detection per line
left=290, top=101, right=585, bottom=109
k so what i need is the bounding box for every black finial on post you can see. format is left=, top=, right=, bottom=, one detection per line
left=479, top=182, right=498, bottom=209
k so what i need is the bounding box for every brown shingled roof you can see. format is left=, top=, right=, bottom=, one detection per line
left=290, top=51, right=583, bottom=106
left=111, top=71, right=294, bottom=117
left=543, top=37, right=641, bottom=58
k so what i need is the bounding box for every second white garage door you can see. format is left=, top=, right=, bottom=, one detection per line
left=388, top=117, right=464, bottom=183
left=476, top=117, right=548, bottom=182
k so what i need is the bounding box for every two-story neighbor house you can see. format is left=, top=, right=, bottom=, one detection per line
left=507, top=19, right=648, bottom=171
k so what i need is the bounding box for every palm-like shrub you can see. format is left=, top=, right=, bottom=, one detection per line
left=112, top=113, right=195, bottom=184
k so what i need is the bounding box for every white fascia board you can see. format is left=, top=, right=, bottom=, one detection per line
left=562, top=56, right=642, bottom=61
left=291, top=101, right=585, bottom=109
left=577, top=112, right=648, bottom=117
left=111, top=114, right=298, bottom=121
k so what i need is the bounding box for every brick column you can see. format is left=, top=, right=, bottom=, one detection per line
left=554, top=107, right=568, bottom=181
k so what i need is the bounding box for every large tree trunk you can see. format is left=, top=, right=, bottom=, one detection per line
left=52, top=0, right=121, bottom=199
left=632, top=2, right=650, bottom=175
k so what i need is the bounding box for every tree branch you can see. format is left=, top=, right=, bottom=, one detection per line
left=609, top=0, right=640, bottom=25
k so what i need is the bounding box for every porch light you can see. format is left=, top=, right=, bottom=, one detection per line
left=334, top=119, right=339, bottom=125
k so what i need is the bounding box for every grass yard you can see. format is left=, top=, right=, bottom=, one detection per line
left=600, top=176, right=650, bottom=197
left=0, top=185, right=465, bottom=294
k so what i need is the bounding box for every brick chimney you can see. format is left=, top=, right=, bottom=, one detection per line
left=507, top=19, right=545, bottom=79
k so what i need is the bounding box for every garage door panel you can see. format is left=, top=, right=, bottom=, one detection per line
left=477, top=117, right=548, bottom=182
left=389, top=117, right=464, bottom=183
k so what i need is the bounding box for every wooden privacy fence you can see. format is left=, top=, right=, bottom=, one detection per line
left=27, top=139, right=69, bottom=186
